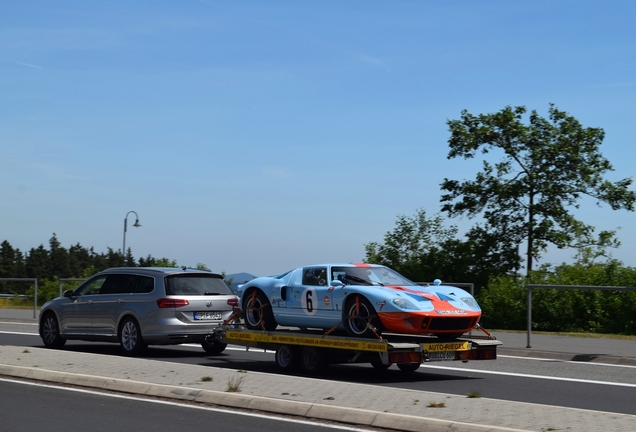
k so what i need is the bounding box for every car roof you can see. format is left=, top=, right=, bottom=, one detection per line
left=98, top=267, right=223, bottom=277
left=302, top=263, right=385, bottom=268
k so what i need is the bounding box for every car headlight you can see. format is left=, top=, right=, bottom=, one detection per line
left=461, top=297, right=475, bottom=308
left=392, top=297, right=417, bottom=310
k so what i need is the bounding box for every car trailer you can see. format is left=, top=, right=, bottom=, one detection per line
left=206, top=324, right=501, bottom=375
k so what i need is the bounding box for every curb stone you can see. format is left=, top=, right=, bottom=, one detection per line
left=0, top=364, right=526, bottom=432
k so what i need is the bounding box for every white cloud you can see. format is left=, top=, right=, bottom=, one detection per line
left=15, top=61, right=43, bottom=69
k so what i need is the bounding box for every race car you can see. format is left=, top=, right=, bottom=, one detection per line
left=237, top=263, right=481, bottom=339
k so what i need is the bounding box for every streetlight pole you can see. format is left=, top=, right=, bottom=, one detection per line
left=123, top=211, right=142, bottom=258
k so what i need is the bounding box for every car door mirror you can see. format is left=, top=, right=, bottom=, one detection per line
left=330, top=280, right=344, bottom=287
left=63, top=289, right=74, bottom=298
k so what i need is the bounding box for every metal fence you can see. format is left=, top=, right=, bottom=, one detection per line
left=58, top=278, right=86, bottom=296
left=526, top=284, right=636, bottom=348
left=0, top=278, right=39, bottom=318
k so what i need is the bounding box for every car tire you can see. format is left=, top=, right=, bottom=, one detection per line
left=243, top=290, right=277, bottom=331
left=300, top=347, right=327, bottom=375
left=201, top=341, right=227, bottom=354
left=275, top=345, right=300, bottom=371
left=119, top=317, right=147, bottom=356
left=343, top=295, right=380, bottom=338
left=41, top=312, right=66, bottom=349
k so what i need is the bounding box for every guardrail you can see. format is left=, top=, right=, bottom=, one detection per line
left=526, top=284, right=636, bottom=348
left=0, top=278, right=38, bottom=318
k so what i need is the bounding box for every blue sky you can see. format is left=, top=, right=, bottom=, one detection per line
left=1, top=1, right=635, bottom=276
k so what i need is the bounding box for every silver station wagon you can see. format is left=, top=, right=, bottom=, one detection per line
left=38, top=267, right=238, bottom=355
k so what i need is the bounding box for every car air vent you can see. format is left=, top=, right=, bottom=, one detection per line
left=436, top=293, right=455, bottom=301
left=407, top=293, right=431, bottom=302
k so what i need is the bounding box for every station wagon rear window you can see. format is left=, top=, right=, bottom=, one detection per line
left=165, top=274, right=233, bottom=296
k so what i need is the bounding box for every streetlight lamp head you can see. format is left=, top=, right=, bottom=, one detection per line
left=123, top=211, right=142, bottom=256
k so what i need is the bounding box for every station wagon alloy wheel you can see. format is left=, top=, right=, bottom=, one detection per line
left=41, top=313, right=66, bottom=349
left=119, top=317, right=147, bottom=355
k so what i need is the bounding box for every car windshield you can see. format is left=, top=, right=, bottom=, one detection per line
left=165, top=274, right=233, bottom=296
left=331, top=266, right=416, bottom=286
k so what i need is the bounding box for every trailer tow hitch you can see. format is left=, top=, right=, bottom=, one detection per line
left=205, top=327, right=225, bottom=344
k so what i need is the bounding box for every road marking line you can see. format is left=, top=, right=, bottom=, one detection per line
left=498, top=354, right=636, bottom=369
left=0, top=321, right=37, bottom=326
left=0, top=330, right=38, bottom=336
left=423, top=364, right=636, bottom=387
left=0, top=377, right=372, bottom=432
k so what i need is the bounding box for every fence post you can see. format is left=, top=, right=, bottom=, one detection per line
left=526, top=284, right=532, bottom=348
left=34, top=279, right=38, bottom=319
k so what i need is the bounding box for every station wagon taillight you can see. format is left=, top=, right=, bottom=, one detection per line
left=157, top=298, right=189, bottom=308
left=227, top=297, right=239, bottom=307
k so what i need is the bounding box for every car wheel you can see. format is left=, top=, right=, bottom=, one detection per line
left=343, top=295, right=380, bottom=338
left=119, top=317, right=147, bottom=356
left=201, top=341, right=227, bottom=354
left=41, top=312, right=66, bottom=349
left=275, top=345, right=300, bottom=371
left=243, top=290, right=277, bottom=331
left=300, top=347, right=327, bottom=375
left=397, top=362, right=421, bottom=372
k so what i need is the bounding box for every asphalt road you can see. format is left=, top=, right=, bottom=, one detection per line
left=2, top=321, right=635, bottom=416
left=0, top=377, right=365, bottom=432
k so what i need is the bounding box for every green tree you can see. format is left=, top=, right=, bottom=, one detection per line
left=49, top=233, right=71, bottom=277
left=364, top=209, right=518, bottom=291
left=441, top=104, right=635, bottom=274
left=138, top=255, right=177, bottom=267
left=364, top=209, right=458, bottom=282
left=25, top=245, right=51, bottom=279
left=68, top=243, right=93, bottom=277
left=0, top=241, right=19, bottom=278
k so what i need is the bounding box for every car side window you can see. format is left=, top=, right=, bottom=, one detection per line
left=98, top=274, right=135, bottom=294
left=132, top=275, right=154, bottom=293
left=75, top=276, right=107, bottom=296
left=302, top=267, right=328, bottom=286
left=291, top=269, right=304, bottom=286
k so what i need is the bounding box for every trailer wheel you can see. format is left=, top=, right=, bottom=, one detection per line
left=370, top=358, right=392, bottom=370
left=275, top=345, right=300, bottom=371
left=300, top=347, right=328, bottom=375
left=397, top=362, right=421, bottom=372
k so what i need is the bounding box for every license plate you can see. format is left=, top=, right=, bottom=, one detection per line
left=194, top=312, right=222, bottom=320
left=422, top=341, right=471, bottom=352
left=426, top=351, right=456, bottom=361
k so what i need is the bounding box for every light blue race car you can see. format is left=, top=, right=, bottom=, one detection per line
left=237, top=263, right=481, bottom=339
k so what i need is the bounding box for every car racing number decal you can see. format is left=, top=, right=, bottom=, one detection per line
left=301, top=288, right=318, bottom=315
